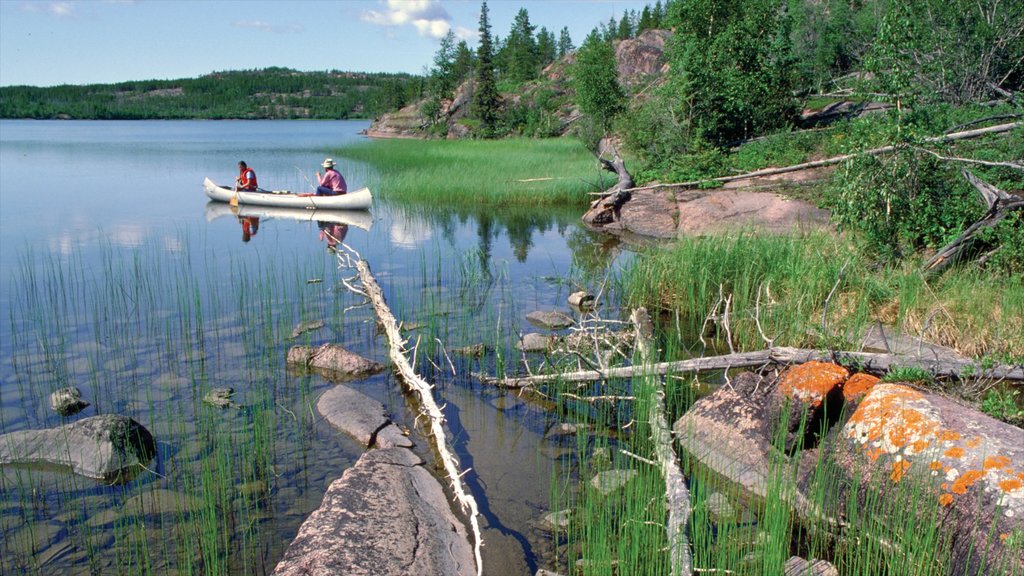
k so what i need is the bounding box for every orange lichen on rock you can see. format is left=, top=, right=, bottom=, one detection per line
left=891, top=460, right=912, bottom=483
left=939, top=493, right=954, bottom=506
left=843, top=373, right=880, bottom=402
left=984, top=455, right=1012, bottom=471
left=999, top=478, right=1023, bottom=493
left=938, top=430, right=962, bottom=442
left=778, top=361, right=849, bottom=407
left=951, top=470, right=985, bottom=495
left=966, top=436, right=983, bottom=448
left=945, top=447, right=965, bottom=459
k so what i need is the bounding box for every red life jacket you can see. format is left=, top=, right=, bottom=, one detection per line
left=238, top=167, right=258, bottom=190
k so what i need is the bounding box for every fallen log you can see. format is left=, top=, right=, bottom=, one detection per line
left=626, top=121, right=1022, bottom=193
left=631, top=308, right=692, bottom=576
left=475, top=346, right=1024, bottom=388
left=923, top=170, right=1024, bottom=275
left=353, top=259, right=484, bottom=576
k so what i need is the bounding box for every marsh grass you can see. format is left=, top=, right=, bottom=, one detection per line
left=336, top=138, right=613, bottom=205
left=1, top=233, right=356, bottom=575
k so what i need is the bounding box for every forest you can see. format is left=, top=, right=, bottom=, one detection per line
left=0, top=67, right=421, bottom=120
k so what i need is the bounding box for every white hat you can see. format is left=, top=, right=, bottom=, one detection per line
left=322, top=158, right=335, bottom=168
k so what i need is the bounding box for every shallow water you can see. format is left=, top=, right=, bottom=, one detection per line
left=0, top=120, right=623, bottom=574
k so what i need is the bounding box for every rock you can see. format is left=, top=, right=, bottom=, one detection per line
left=452, top=343, right=486, bottom=357
left=287, top=344, right=384, bottom=381
left=676, top=190, right=831, bottom=237
left=202, top=387, right=235, bottom=409
left=568, top=291, right=595, bottom=311
left=842, top=373, right=880, bottom=403
left=316, top=385, right=412, bottom=449
left=590, top=469, right=636, bottom=496
left=272, top=447, right=475, bottom=576
left=770, top=361, right=849, bottom=452
left=50, top=387, right=89, bottom=416
left=88, top=488, right=204, bottom=528
left=535, top=569, right=565, bottom=576
left=517, top=333, right=558, bottom=353
left=0, top=415, right=156, bottom=483
left=674, top=384, right=773, bottom=500
left=541, top=509, right=572, bottom=531
left=614, top=30, right=671, bottom=87
left=584, top=187, right=677, bottom=238
left=706, top=492, right=754, bottom=524
left=544, top=422, right=589, bottom=440
left=290, top=320, right=325, bottom=339
left=840, top=384, right=1024, bottom=575
left=860, top=324, right=967, bottom=361
left=784, top=556, right=838, bottom=576
left=526, top=310, right=575, bottom=330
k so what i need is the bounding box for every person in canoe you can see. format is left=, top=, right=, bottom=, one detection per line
left=313, top=158, right=347, bottom=196
left=235, top=161, right=258, bottom=191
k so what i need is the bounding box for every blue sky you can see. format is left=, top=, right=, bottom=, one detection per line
left=0, top=0, right=653, bottom=87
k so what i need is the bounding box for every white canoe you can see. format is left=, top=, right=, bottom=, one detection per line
left=204, top=201, right=374, bottom=231
left=203, top=177, right=372, bottom=210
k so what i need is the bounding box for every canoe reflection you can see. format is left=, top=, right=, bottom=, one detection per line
left=204, top=202, right=372, bottom=244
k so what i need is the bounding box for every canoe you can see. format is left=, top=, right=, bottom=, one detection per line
left=203, top=177, right=372, bottom=210
left=204, top=201, right=373, bottom=231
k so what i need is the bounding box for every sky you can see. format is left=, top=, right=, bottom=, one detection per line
left=0, top=0, right=653, bottom=87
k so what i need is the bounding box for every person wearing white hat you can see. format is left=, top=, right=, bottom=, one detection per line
left=315, top=158, right=347, bottom=196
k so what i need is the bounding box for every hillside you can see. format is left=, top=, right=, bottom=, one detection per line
left=0, top=67, right=421, bottom=120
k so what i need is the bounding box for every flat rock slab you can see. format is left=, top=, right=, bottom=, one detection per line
left=526, top=310, right=575, bottom=330
left=287, top=344, right=384, bottom=381
left=272, top=447, right=475, bottom=576
left=0, top=415, right=156, bottom=483
left=676, top=190, right=831, bottom=237
left=317, top=385, right=412, bottom=449
left=841, top=384, right=1024, bottom=574
left=860, top=324, right=967, bottom=361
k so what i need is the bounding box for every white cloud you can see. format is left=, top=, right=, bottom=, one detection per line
left=360, top=0, right=452, bottom=39
left=233, top=20, right=305, bottom=34
left=20, top=1, right=77, bottom=19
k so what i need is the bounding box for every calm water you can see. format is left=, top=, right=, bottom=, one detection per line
left=0, top=120, right=623, bottom=574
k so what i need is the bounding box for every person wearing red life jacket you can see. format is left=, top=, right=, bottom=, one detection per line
left=235, top=161, right=258, bottom=191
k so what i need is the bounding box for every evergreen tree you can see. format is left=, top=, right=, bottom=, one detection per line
left=604, top=16, right=618, bottom=42
left=572, top=30, right=625, bottom=131
left=618, top=11, right=634, bottom=39
left=452, top=40, right=476, bottom=86
left=557, top=27, right=574, bottom=57
left=506, top=8, right=538, bottom=82
left=429, top=30, right=458, bottom=101
left=473, top=1, right=500, bottom=137
left=637, top=6, right=654, bottom=33
left=652, top=1, right=664, bottom=28
left=536, top=27, right=557, bottom=68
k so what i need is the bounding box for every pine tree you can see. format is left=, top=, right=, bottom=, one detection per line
left=536, top=27, right=557, bottom=68
left=557, top=27, right=574, bottom=57
left=473, top=1, right=499, bottom=137
left=506, top=8, right=538, bottom=82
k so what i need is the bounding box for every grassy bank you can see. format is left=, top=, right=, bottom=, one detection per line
left=337, top=138, right=613, bottom=205
left=619, top=233, right=1024, bottom=361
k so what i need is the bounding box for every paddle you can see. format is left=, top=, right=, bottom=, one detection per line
left=230, top=183, right=239, bottom=207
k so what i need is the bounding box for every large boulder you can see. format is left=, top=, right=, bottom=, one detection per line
left=287, top=344, right=384, bottom=381
left=614, top=30, right=672, bottom=87
left=526, top=310, right=575, bottom=330
left=272, top=447, right=475, bottom=576
left=840, top=384, right=1024, bottom=575
left=769, top=361, right=849, bottom=452
left=0, top=415, right=156, bottom=483
left=316, top=385, right=412, bottom=450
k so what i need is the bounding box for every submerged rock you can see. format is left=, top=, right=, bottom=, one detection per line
left=287, top=344, right=384, bottom=381
left=0, top=415, right=156, bottom=483
left=526, top=310, right=575, bottom=330
left=452, top=343, right=487, bottom=357
left=590, top=469, right=636, bottom=496
left=290, top=320, right=325, bottom=339
left=50, top=387, right=89, bottom=416
left=568, top=291, right=595, bottom=311
left=316, top=385, right=411, bottom=450
left=202, top=387, right=235, bottom=409
left=272, top=447, right=475, bottom=576
left=517, top=333, right=558, bottom=353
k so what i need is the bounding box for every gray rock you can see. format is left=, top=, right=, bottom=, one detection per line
left=290, top=320, right=325, bottom=339
left=272, top=447, right=475, bottom=576
left=568, top=291, right=595, bottom=310
left=590, top=469, right=636, bottom=496
left=517, top=333, right=558, bottom=353
left=452, top=343, right=487, bottom=357
left=526, top=310, right=575, bottom=330
left=536, top=570, right=565, bottom=576
left=541, top=509, right=572, bottom=531
left=316, top=385, right=412, bottom=449
left=0, top=415, right=156, bottom=483
left=202, top=387, right=235, bottom=409
left=784, top=556, right=838, bottom=576
left=287, top=344, right=384, bottom=381
left=50, top=387, right=89, bottom=416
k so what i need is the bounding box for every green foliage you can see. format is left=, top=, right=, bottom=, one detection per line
left=881, top=366, right=935, bottom=384
left=504, top=8, right=539, bottom=83
left=571, top=31, right=625, bottom=132
left=0, top=68, right=417, bottom=120
left=979, top=388, right=1024, bottom=425
left=557, top=26, right=574, bottom=57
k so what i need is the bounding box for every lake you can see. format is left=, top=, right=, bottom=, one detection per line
left=0, top=120, right=625, bottom=575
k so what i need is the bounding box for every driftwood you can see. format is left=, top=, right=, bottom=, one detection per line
left=352, top=259, right=484, bottom=576
left=626, top=121, right=1022, bottom=193
left=476, top=346, right=1024, bottom=388
left=923, top=170, right=1024, bottom=274
left=596, top=139, right=635, bottom=194
left=631, top=308, right=692, bottom=576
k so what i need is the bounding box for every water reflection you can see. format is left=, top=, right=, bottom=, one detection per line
left=203, top=202, right=373, bottom=245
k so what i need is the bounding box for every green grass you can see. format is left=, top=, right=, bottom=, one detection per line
left=335, top=137, right=614, bottom=205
